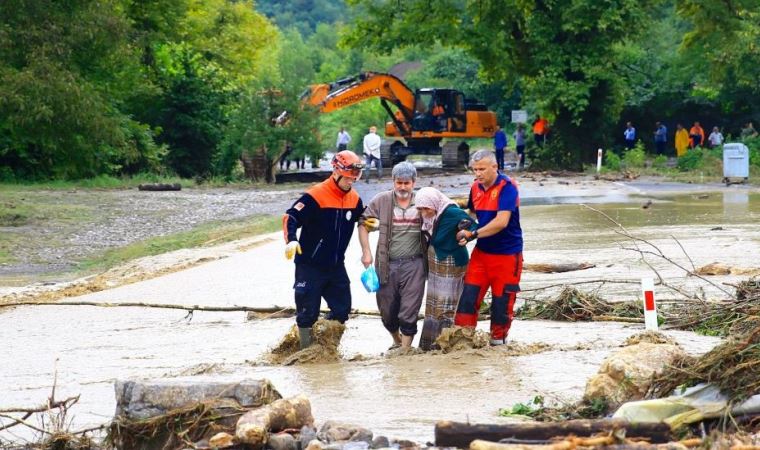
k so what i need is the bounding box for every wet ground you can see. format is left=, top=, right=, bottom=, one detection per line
left=2, top=174, right=760, bottom=444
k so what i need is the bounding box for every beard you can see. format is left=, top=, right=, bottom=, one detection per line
left=394, top=189, right=411, bottom=199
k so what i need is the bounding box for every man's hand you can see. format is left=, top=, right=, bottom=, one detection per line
left=456, top=229, right=477, bottom=246
left=285, top=241, right=302, bottom=260
left=361, top=251, right=373, bottom=268
left=363, top=217, right=380, bottom=232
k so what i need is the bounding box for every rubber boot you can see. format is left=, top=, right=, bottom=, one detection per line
left=298, top=327, right=313, bottom=350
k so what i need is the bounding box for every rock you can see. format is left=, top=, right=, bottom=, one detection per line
left=584, top=342, right=685, bottom=408
left=348, top=428, right=373, bottom=443
left=209, top=432, right=236, bottom=448
left=306, top=439, right=325, bottom=450
left=318, top=421, right=354, bottom=443
left=300, top=426, right=318, bottom=450
left=343, top=442, right=370, bottom=450
left=237, top=395, right=314, bottom=447
left=268, top=433, right=298, bottom=450
left=392, top=439, right=419, bottom=450
left=114, top=378, right=281, bottom=420
left=370, top=436, right=390, bottom=449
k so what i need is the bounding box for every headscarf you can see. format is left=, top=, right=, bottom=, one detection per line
left=415, top=187, right=455, bottom=232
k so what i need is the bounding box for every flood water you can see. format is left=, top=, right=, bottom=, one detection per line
left=2, top=184, right=759, bottom=444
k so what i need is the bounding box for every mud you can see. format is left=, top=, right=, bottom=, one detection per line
left=266, top=319, right=346, bottom=365
left=435, top=326, right=490, bottom=353
left=2, top=175, right=759, bottom=443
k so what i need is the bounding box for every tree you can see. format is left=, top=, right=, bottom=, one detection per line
left=345, top=0, right=659, bottom=169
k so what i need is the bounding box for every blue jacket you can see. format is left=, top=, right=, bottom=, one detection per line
left=494, top=130, right=508, bottom=149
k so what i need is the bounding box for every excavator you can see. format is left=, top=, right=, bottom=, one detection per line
left=301, top=72, right=498, bottom=167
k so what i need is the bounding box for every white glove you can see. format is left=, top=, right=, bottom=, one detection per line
left=285, top=241, right=302, bottom=260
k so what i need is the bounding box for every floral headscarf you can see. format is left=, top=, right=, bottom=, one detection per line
left=415, top=187, right=455, bottom=232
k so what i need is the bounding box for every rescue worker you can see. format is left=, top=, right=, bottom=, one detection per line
left=282, top=150, right=374, bottom=349
left=689, top=121, right=705, bottom=149
left=454, top=150, right=523, bottom=345
left=358, top=162, right=427, bottom=350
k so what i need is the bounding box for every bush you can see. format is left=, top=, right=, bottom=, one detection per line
left=604, top=151, right=621, bottom=171
left=677, top=148, right=705, bottom=171
left=743, top=136, right=760, bottom=168
left=622, top=143, right=646, bottom=168
left=652, top=154, right=668, bottom=169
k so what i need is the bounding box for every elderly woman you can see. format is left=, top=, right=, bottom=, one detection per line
left=415, top=187, right=478, bottom=351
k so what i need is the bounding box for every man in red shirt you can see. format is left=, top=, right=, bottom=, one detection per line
left=454, top=150, right=523, bottom=345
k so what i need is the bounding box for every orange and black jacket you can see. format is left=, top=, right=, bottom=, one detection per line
left=283, top=178, right=364, bottom=267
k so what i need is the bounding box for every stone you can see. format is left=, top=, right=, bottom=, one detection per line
left=370, top=436, right=389, bottom=449
left=306, top=439, right=325, bottom=450
left=209, top=432, right=236, bottom=448
left=318, top=421, right=355, bottom=443
left=392, top=439, right=419, bottom=450
left=114, top=378, right=281, bottom=420
left=300, top=426, right=317, bottom=450
left=584, top=342, right=686, bottom=408
left=268, top=433, right=298, bottom=450
left=348, top=428, right=373, bottom=444
left=236, top=395, right=314, bottom=447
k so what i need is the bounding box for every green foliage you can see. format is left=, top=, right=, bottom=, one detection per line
left=345, top=0, right=658, bottom=169
left=605, top=151, right=622, bottom=171
left=622, top=144, right=647, bottom=168
left=652, top=154, right=669, bottom=169
left=256, top=0, right=351, bottom=36
left=498, top=396, right=545, bottom=418
left=743, top=136, right=760, bottom=168
left=677, top=149, right=705, bottom=171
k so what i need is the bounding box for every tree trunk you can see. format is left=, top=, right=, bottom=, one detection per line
left=434, top=420, right=672, bottom=448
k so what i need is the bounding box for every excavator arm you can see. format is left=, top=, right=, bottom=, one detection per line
left=302, top=72, right=416, bottom=125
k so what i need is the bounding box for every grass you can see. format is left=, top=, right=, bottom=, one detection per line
left=76, top=215, right=281, bottom=274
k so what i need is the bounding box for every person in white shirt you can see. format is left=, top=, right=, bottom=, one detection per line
left=363, top=126, right=383, bottom=182
left=336, top=127, right=351, bottom=151
left=708, top=126, right=724, bottom=148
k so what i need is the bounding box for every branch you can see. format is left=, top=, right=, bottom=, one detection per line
left=0, top=301, right=295, bottom=313
left=0, top=396, right=79, bottom=414
left=0, top=412, right=51, bottom=435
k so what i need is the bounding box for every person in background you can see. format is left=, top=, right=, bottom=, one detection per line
left=493, top=125, right=508, bottom=171
left=689, top=121, right=705, bottom=149
left=363, top=125, right=383, bottom=182
left=415, top=187, right=477, bottom=351
left=336, top=127, right=351, bottom=151
left=654, top=121, right=668, bottom=155
left=454, top=150, right=523, bottom=346
left=708, top=126, right=724, bottom=148
left=514, top=124, right=526, bottom=170
left=741, top=121, right=758, bottom=139
left=674, top=123, right=689, bottom=157
left=282, top=151, right=366, bottom=349
left=359, top=162, right=427, bottom=351
left=532, top=115, right=549, bottom=148
left=624, top=122, right=636, bottom=149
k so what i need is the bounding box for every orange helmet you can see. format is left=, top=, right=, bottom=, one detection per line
left=332, top=151, right=365, bottom=179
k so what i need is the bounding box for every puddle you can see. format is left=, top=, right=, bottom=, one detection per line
left=3, top=186, right=758, bottom=443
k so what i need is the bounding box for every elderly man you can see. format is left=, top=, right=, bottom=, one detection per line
left=359, top=162, right=427, bottom=350
left=454, top=150, right=523, bottom=345
left=363, top=125, right=383, bottom=182
left=282, top=150, right=367, bottom=349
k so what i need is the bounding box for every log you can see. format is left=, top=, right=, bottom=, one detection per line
left=524, top=263, right=595, bottom=273
left=137, top=183, right=181, bottom=191
left=435, top=420, right=672, bottom=448
left=236, top=395, right=313, bottom=448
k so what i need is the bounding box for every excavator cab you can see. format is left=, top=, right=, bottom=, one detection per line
left=411, top=89, right=467, bottom=132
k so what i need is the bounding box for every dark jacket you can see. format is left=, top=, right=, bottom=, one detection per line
left=283, top=178, right=364, bottom=267
left=430, top=204, right=477, bottom=267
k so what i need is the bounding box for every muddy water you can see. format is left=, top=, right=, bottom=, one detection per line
left=2, top=186, right=758, bottom=443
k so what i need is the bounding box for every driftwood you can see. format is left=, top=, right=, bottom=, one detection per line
left=470, top=437, right=702, bottom=450
left=137, top=183, right=181, bottom=191
left=435, top=420, right=672, bottom=448
left=236, top=395, right=313, bottom=448
left=524, top=263, right=595, bottom=273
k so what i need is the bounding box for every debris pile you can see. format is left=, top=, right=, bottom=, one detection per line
left=266, top=319, right=346, bottom=365
left=435, top=326, right=490, bottom=353
left=649, top=326, right=760, bottom=402
left=519, top=287, right=642, bottom=322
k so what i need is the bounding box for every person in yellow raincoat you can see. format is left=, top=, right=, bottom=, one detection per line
left=674, top=123, right=690, bottom=157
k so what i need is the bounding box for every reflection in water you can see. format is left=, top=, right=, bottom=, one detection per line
left=722, top=191, right=750, bottom=217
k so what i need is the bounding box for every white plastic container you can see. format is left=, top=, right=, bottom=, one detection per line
left=722, top=143, right=749, bottom=184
